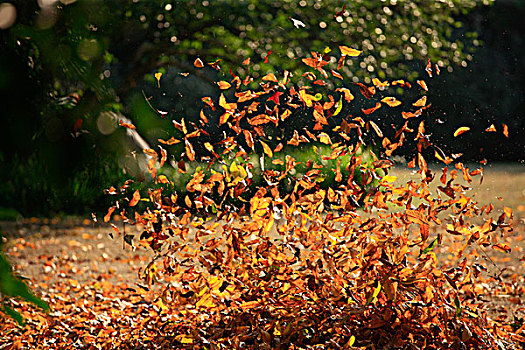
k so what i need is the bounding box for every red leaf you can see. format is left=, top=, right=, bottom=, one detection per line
left=264, top=50, right=273, bottom=64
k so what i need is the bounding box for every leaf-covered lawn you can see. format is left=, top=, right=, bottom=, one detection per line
left=1, top=177, right=524, bottom=349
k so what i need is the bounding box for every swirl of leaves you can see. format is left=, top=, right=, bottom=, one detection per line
left=103, top=47, right=516, bottom=348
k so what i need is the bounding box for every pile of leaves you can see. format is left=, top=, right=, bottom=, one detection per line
left=2, top=45, right=523, bottom=348
left=94, top=47, right=522, bottom=348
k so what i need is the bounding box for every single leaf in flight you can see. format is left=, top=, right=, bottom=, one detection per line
left=381, top=97, right=401, bottom=107
left=502, top=123, right=509, bottom=138
left=264, top=50, right=273, bottom=64
left=194, top=58, right=204, bottom=68
left=339, top=45, right=362, bottom=57
left=362, top=102, right=381, bottom=115
left=217, top=81, right=231, bottom=90
left=485, top=124, right=496, bottom=132
left=453, top=127, right=470, bottom=137
left=413, top=96, right=427, bottom=107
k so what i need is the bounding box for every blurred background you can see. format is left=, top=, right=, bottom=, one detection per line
left=0, top=0, right=523, bottom=218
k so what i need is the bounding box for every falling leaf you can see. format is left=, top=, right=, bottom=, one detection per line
left=381, top=97, right=401, bottom=107
left=335, top=87, right=354, bottom=102
left=333, top=96, right=343, bottom=116
left=339, top=45, right=362, bottom=57
left=412, top=96, right=427, bottom=107
left=334, top=5, right=346, bottom=18
left=268, top=91, right=283, bottom=105
left=260, top=140, right=273, bottom=157
left=417, top=80, right=428, bottom=91
left=104, top=206, right=115, bottom=222
left=372, top=78, right=389, bottom=88
left=185, top=139, right=195, bottom=161
left=492, top=243, right=511, bottom=253
left=119, top=120, right=136, bottom=129
left=264, top=50, right=273, bottom=64
left=217, top=81, right=231, bottom=90
left=453, top=127, right=470, bottom=137
left=318, top=132, right=331, bottom=145
left=129, top=190, right=141, bottom=207
left=154, top=72, right=162, bottom=87
left=262, top=72, right=278, bottom=82
left=194, top=58, right=204, bottom=68
left=369, top=121, right=383, bottom=137
left=425, top=59, right=432, bottom=77
left=331, top=69, right=343, bottom=80
left=485, top=124, right=497, bottom=132
left=352, top=82, right=375, bottom=99
left=362, top=102, right=381, bottom=115
left=502, top=123, right=509, bottom=138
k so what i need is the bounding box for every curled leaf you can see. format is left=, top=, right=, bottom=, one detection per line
left=453, top=127, right=470, bottom=137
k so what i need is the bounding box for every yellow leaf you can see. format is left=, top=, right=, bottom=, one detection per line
left=372, top=281, right=382, bottom=298
left=175, top=335, right=194, bottom=344
left=339, top=45, right=362, bottom=57
left=260, top=140, right=273, bottom=157
left=348, top=335, right=356, bottom=346
left=334, top=96, right=343, bottom=116
left=154, top=72, right=162, bottom=87
left=453, top=127, right=470, bottom=137
left=318, top=132, right=331, bottom=145
left=381, top=175, right=397, bottom=183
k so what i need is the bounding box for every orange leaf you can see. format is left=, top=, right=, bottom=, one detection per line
left=158, top=137, right=180, bottom=145
left=129, top=190, right=141, bottom=207
left=104, top=207, right=115, bottom=222
left=362, top=102, right=381, bottom=115
left=412, top=96, right=427, bottom=107
left=369, top=121, right=383, bottom=137
left=372, top=78, right=389, bottom=88
left=185, top=139, right=195, bottom=161
left=502, top=123, right=509, bottom=138
left=381, top=97, right=401, bottom=107
left=217, top=81, right=231, bottom=90
left=352, top=82, right=375, bottom=99
left=417, top=80, right=428, bottom=91
left=453, top=127, right=470, bottom=137
left=335, top=87, right=354, bottom=102
left=492, top=243, right=511, bottom=253
left=243, top=130, right=254, bottom=150
left=119, top=120, right=136, bottom=129
left=485, top=124, right=496, bottom=132
left=262, top=73, right=278, bottom=82
left=331, top=69, right=343, bottom=80
left=425, top=59, right=432, bottom=77
left=194, top=58, right=204, bottom=68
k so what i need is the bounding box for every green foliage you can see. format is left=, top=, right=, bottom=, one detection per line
left=0, top=240, right=49, bottom=325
